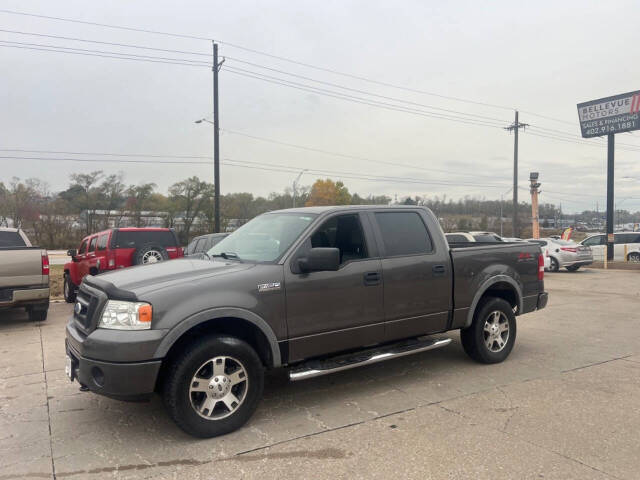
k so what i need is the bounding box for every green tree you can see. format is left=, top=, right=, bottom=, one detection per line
left=168, top=176, right=214, bottom=243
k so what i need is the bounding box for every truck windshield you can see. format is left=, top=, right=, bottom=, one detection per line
left=208, top=213, right=317, bottom=262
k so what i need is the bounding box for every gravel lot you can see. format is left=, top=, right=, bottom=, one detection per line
left=1, top=269, right=639, bottom=479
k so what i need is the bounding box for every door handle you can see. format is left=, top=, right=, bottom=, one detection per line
left=432, top=265, right=446, bottom=276
left=363, top=271, right=381, bottom=286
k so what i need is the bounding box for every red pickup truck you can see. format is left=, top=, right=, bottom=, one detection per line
left=63, top=228, right=183, bottom=303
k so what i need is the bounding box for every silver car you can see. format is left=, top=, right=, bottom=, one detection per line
left=543, top=238, right=593, bottom=272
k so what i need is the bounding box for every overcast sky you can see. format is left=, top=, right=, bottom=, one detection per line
left=2, top=0, right=640, bottom=213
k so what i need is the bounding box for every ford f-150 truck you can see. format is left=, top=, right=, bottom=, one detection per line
left=65, top=206, right=548, bottom=437
left=0, top=228, right=50, bottom=321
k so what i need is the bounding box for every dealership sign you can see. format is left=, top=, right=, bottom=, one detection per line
left=577, top=90, right=640, bottom=138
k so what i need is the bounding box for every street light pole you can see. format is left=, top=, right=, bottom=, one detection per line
left=292, top=169, right=308, bottom=208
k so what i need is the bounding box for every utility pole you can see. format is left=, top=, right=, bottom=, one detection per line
left=529, top=172, right=541, bottom=239
left=212, top=41, right=223, bottom=233
left=505, top=111, right=528, bottom=237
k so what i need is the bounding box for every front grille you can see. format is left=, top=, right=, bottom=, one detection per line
left=74, top=284, right=107, bottom=333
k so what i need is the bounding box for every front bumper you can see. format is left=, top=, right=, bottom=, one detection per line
left=66, top=339, right=161, bottom=401
left=65, top=320, right=166, bottom=401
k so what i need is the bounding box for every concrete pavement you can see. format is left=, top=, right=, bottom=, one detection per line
left=1, top=268, right=639, bottom=479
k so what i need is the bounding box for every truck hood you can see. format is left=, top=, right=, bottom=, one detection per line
left=84, top=258, right=254, bottom=298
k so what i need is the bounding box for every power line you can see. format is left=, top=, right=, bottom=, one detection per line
left=0, top=9, right=609, bottom=130
left=0, top=155, right=510, bottom=189
left=0, top=148, right=212, bottom=160
left=225, top=67, right=507, bottom=129
left=0, top=8, right=212, bottom=41
left=0, top=40, right=212, bottom=65
left=0, top=42, right=211, bottom=68
left=0, top=28, right=211, bottom=56
left=0, top=8, right=516, bottom=111
left=222, top=129, right=505, bottom=180
left=224, top=57, right=510, bottom=123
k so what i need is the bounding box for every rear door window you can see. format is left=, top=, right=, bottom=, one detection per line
left=0, top=231, right=26, bottom=247
left=583, top=235, right=605, bottom=246
left=374, top=212, right=433, bottom=257
left=114, top=230, right=177, bottom=248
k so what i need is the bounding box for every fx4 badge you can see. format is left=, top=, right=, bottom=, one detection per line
left=258, top=282, right=281, bottom=293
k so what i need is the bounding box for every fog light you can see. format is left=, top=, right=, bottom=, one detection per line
left=91, top=366, right=104, bottom=387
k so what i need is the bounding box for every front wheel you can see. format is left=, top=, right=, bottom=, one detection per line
left=549, top=257, right=560, bottom=272
left=163, top=335, right=264, bottom=438
left=460, top=297, right=516, bottom=364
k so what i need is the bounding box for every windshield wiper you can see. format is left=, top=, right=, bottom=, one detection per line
left=211, top=252, right=241, bottom=260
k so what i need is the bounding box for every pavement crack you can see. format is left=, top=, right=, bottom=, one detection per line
left=38, top=323, right=57, bottom=480
left=561, top=354, right=634, bottom=373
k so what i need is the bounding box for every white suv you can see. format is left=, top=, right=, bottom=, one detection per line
left=581, top=232, right=640, bottom=262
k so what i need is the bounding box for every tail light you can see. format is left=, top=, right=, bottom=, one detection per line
left=538, top=254, right=544, bottom=281
left=561, top=247, right=577, bottom=253
left=42, top=252, right=50, bottom=276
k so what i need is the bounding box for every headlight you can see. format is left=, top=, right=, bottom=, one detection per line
left=98, top=300, right=152, bottom=330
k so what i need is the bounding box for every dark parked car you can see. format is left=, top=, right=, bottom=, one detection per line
left=184, top=233, right=228, bottom=256
left=65, top=206, right=547, bottom=437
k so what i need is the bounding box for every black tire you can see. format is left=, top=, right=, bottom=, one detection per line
left=163, top=335, right=264, bottom=438
left=27, top=307, right=48, bottom=322
left=549, top=257, right=560, bottom=272
left=566, top=265, right=580, bottom=272
left=460, top=297, right=516, bottom=364
left=133, top=243, right=169, bottom=265
left=63, top=274, right=77, bottom=303
left=628, top=252, right=640, bottom=263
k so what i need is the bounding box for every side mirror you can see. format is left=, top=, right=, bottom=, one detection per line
left=298, top=247, right=340, bottom=273
left=67, top=249, right=77, bottom=257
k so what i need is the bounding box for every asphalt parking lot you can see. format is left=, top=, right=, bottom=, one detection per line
left=1, top=269, right=639, bottom=480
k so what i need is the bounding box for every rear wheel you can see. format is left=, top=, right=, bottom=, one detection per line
left=460, top=297, right=516, bottom=364
left=549, top=257, right=560, bottom=272
left=566, top=265, right=580, bottom=272
left=628, top=252, right=640, bottom=263
left=163, top=335, right=264, bottom=438
left=63, top=274, right=76, bottom=303
left=27, top=307, right=48, bottom=322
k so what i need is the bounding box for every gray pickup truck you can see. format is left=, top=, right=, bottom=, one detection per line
left=0, top=228, right=50, bottom=321
left=65, top=206, right=547, bottom=437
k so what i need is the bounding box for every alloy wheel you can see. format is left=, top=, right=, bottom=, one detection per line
left=189, top=356, right=249, bottom=420
left=483, top=311, right=510, bottom=353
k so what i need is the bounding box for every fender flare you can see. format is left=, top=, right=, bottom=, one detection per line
left=465, top=275, right=523, bottom=328
left=154, top=307, right=282, bottom=367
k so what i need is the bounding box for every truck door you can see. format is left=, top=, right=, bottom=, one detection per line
left=75, top=239, right=89, bottom=281
left=284, top=212, right=384, bottom=362
left=369, top=210, right=452, bottom=342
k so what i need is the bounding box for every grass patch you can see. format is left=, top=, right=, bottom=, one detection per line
left=50, top=264, right=64, bottom=299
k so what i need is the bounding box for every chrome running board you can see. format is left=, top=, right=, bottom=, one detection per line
left=289, top=336, right=451, bottom=382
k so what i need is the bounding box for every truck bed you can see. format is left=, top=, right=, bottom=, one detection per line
left=449, top=241, right=543, bottom=327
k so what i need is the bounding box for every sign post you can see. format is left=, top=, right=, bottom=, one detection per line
left=577, top=90, right=640, bottom=261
